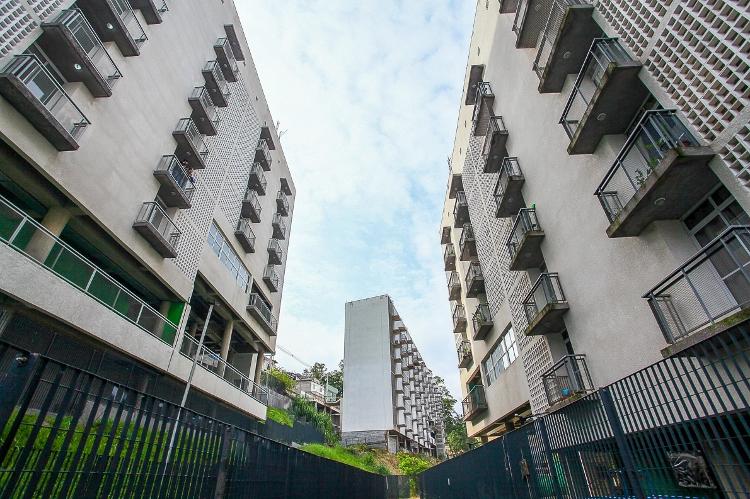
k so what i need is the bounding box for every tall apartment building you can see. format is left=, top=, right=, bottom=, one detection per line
left=441, top=0, right=750, bottom=441
left=342, top=295, right=445, bottom=456
left=0, top=0, right=294, bottom=424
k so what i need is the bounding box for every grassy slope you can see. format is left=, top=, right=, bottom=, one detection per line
left=300, top=444, right=394, bottom=475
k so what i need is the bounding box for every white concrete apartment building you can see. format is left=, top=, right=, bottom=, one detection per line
left=0, top=0, right=294, bottom=424
left=342, top=295, right=445, bottom=456
left=441, top=0, right=750, bottom=441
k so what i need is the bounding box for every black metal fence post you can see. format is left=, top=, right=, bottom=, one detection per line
left=0, top=351, right=40, bottom=436
left=535, top=418, right=563, bottom=499
left=213, top=425, right=233, bottom=499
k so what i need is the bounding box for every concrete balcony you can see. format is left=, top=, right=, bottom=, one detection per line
left=512, top=0, right=553, bottom=49
left=272, top=213, right=287, bottom=240
left=472, top=303, right=493, bottom=341
left=459, top=224, right=478, bottom=262
left=132, top=202, right=180, bottom=258
left=541, top=354, right=594, bottom=409
left=465, top=261, right=485, bottom=298
left=472, top=82, right=495, bottom=136
left=263, top=265, right=280, bottom=292
left=277, top=191, right=290, bottom=216
left=0, top=55, right=90, bottom=151
left=462, top=385, right=487, bottom=420
left=280, top=177, right=292, bottom=195
left=441, top=226, right=451, bottom=245
left=255, top=139, right=272, bottom=171
left=533, top=1, right=601, bottom=93
left=214, top=37, right=239, bottom=82
left=173, top=118, right=208, bottom=170
left=77, top=0, right=147, bottom=57
left=453, top=191, right=470, bottom=228
left=188, top=86, right=220, bottom=136
left=456, top=340, right=472, bottom=369
left=507, top=208, right=545, bottom=271
left=248, top=163, right=267, bottom=195
left=452, top=304, right=467, bottom=334
left=247, top=293, right=278, bottom=335
left=202, top=60, right=230, bottom=107
left=443, top=243, right=456, bottom=271
left=39, top=9, right=122, bottom=98
left=523, top=273, right=569, bottom=336
left=447, top=271, right=462, bottom=301
left=267, top=238, right=283, bottom=265
left=500, top=0, right=520, bottom=13
left=494, top=158, right=525, bottom=218
left=481, top=116, right=509, bottom=173
left=241, top=189, right=262, bottom=223
left=130, top=0, right=166, bottom=24
left=595, top=110, right=716, bottom=238
left=448, top=173, right=463, bottom=199
left=561, top=38, right=649, bottom=154
left=223, top=24, right=245, bottom=61
left=234, top=218, right=255, bottom=253
left=464, top=64, right=484, bottom=105
left=153, top=155, right=195, bottom=209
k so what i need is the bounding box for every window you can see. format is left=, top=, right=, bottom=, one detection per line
left=482, top=326, right=519, bottom=386
left=207, top=222, right=251, bottom=292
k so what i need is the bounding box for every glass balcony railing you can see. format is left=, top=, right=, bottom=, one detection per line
left=110, top=0, right=148, bottom=46
left=462, top=385, right=487, bottom=420
left=202, top=60, right=230, bottom=107
left=0, top=195, right=178, bottom=345
left=133, top=201, right=181, bottom=258
left=189, top=86, right=220, bottom=135
left=541, top=354, right=594, bottom=407
left=153, top=155, right=195, bottom=208
left=523, top=272, right=569, bottom=335
left=507, top=207, right=544, bottom=270
left=214, top=37, right=239, bottom=82
left=494, top=157, right=524, bottom=218
left=247, top=293, right=278, bottom=334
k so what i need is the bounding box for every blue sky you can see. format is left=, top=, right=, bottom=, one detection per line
left=236, top=1, right=475, bottom=400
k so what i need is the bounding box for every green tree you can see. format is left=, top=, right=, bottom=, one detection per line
left=327, top=360, right=344, bottom=396
left=432, top=376, right=477, bottom=456
left=303, top=362, right=328, bottom=381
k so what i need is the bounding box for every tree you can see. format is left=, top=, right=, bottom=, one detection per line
left=432, top=376, right=477, bottom=456
left=327, top=360, right=344, bottom=396
left=303, top=362, right=327, bottom=382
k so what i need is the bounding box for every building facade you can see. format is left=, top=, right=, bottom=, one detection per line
left=0, top=0, right=294, bottom=423
left=342, top=295, right=445, bottom=456
left=441, top=0, right=750, bottom=441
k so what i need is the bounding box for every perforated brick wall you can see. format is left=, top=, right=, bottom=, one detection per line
left=596, top=0, right=670, bottom=58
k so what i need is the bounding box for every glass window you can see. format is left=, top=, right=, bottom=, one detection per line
left=207, top=222, right=251, bottom=292
left=482, top=326, right=518, bottom=386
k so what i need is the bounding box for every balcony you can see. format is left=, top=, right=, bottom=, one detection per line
left=277, top=190, right=290, bottom=216
left=494, top=158, right=525, bottom=218
left=280, top=177, right=292, bottom=195
left=267, top=238, right=283, bottom=265
left=595, top=110, right=715, bottom=238
left=248, top=163, right=267, bottom=195
left=464, top=64, right=484, bottom=105
left=500, top=0, right=520, bottom=13
left=272, top=213, right=287, bottom=240
left=523, top=273, right=569, bottom=336
left=472, top=303, right=493, bottom=341
left=457, top=340, right=473, bottom=369
left=214, top=37, right=239, bottom=82
left=462, top=385, right=487, bottom=420
left=130, top=0, right=166, bottom=24
left=132, top=202, right=180, bottom=258
left=533, top=1, right=601, bottom=93
left=188, top=87, right=220, bottom=136
left=39, top=9, right=122, bottom=98
left=452, top=304, right=467, bottom=334
left=77, top=0, right=147, bottom=57
left=512, top=0, right=554, bottom=49
left=202, top=60, right=230, bottom=107
left=465, top=261, right=485, bottom=298
left=441, top=226, right=451, bottom=245
left=263, top=265, right=280, bottom=292
left=234, top=218, right=255, bottom=253
left=644, top=226, right=750, bottom=346
left=448, top=173, right=463, bottom=199
left=247, top=293, right=278, bottom=335
left=459, top=224, right=478, bottom=262
left=507, top=208, right=545, bottom=270
left=255, top=139, right=272, bottom=171
left=0, top=55, right=90, bottom=151
left=453, top=191, right=470, bottom=228
left=447, top=271, right=461, bottom=301
left=481, top=116, right=509, bottom=173
left=443, top=243, right=456, bottom=271
left=561, top=38, right=649, bottom=154
left=173, top=118, right=208, bottom=170
left=223, top=24, right=246, bottom=61
left=153, top=155, right=195, bottom=209
left=241, top=189, right=261, bottom=223
left=542, top=354, right=594, bottom=409
left=472, top=82, right=495, bottom=136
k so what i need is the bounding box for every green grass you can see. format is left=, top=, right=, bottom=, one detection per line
left=300, top=444, right=390, bottom=475
left=265, top=407, right=294, bottom=427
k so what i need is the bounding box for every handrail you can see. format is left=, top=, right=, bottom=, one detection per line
left=53, top=9, right=122, bottom=82
left=507, top=208, right=541, bottom=259
left=236, top=218, right=255, bottom=240
left=135, top=201, right=181, bottom=246
left=465, top=261, right=483, bottom=282
left=203, top=60, right=230, bottom=95
left=248, top=292, right=278, bottom=332
left=459, top=224, right=475, bottom=249
left=156, top=155, right=195, bottom=200
left=175, top=118, right=208, bottom=154
left=522, top=272, right=566, bottom=323
left=250, top=163, right=267, bottom=189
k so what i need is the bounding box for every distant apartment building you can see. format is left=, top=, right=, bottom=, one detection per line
left=441, top=0, right=750, bottom=442
left=296, top=375, right=341, bottom=432
left=342, top=295, right=445, bottom=456
left=0, top=0, right=294, bottom=424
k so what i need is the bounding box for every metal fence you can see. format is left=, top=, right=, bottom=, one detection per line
left=0, top=341, right=385, bottom=498
left=419, top=321, right=750, bottom=498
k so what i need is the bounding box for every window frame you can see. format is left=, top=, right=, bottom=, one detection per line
left=482, top=325, right=519, bottom=387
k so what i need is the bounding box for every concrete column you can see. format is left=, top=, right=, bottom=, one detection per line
left=219, top=319, right=234, bottom=376
left=253, top=349, right=264, bottom=385
left=25, top=207, right=71, bottom=262
left=152, top=301, right=171, bottom=337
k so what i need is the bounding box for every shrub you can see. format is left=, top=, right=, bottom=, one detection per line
left=291, top=396, right=339, bottom=446
left=397, top=452, right=432, bottom=496
left=265, top=407, right=293, bottom=427
left=266, top=367, right=296, bottom=395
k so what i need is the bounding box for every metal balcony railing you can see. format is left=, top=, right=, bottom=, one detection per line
left=447, top=271, right=461, bottom=300
left=242, top=188, right=261, bottom=222
left=189, top=86, right=220, bottom=130
left=541, top=354, right=594, bottom=407
left=472, top=81, right=494, bottom=125
left=0, top=55, right=90, bottom=149
left=481, top=115, right=508, bottom=160
left=465, top=261, right=484, bottom=298
left=110, top=0, right=148, bottom=46
left=248, top=163, right=267, bottom=195
left=595, top=110, right=700, bottom=224
left=256, top=138, right=271, bottom=170
left=268, top=238, right=283, bottom=265
left=174, top=118, right=209, bottom=165
left=644, top=226, right=750, bottom=344
left=0, top=195, right=179, bottom=344
left=507, top=208, right=542, bottom=262
left=457, top=340, right=472, bottom=368
left=277, top=190, right=290, bottom=216
left=472, top=303, right=493, bottom=340
left=441, top=226, right=451, bottom=245
left=462, top=385, right=487, bottom=420
left=133, top=202, right=181, bottom=257
left=494, top=157, right=524, bottom=217
left=235, top=218, right=255, bottom=253
left=272, top=213, right=287, bottom=240
left=459, top=224, right=476, bottom=260
left=180, top=334, right=268, bottom=405
left=202, top=60, right=230, bottom=106
left=214, top=37, right=239, bottom=81
left=280, top=177, right=292, bottom=196
left=453, top=191, right=469, bottom=227
left=248, top=292, right=278, bottom=333
left=443, top=243, right=456, bottom=271
left=532, top=0, right=594, bottom=82
left=153, top=155, right=195, bottom=207
left=452, top=304, right=466, bottom=334
left=264, top=264, right=280, bottom=292
left=523, top=272, right=567, bottom=326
